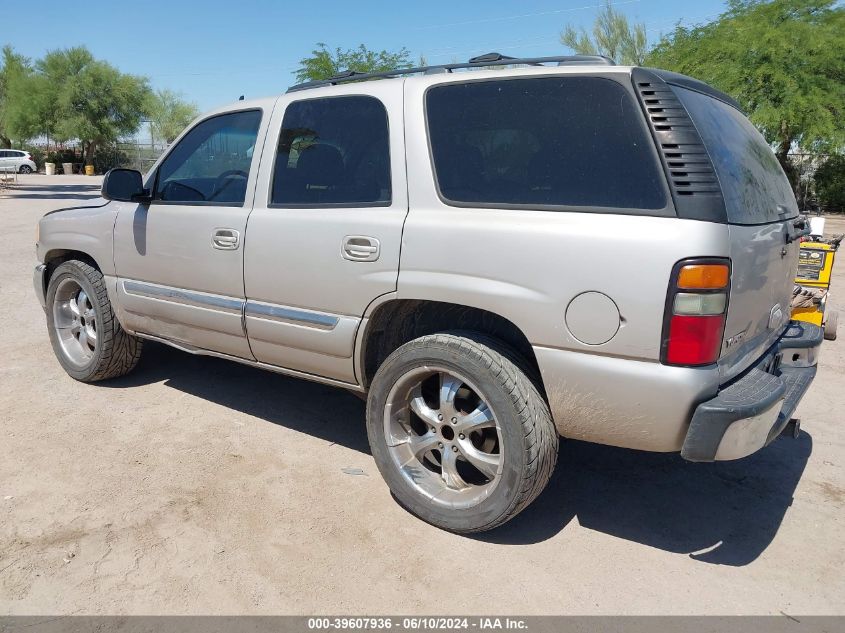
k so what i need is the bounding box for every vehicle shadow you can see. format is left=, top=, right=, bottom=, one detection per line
left=103, top=341, right=371, bottom=454
left=9, top=184, right=102, bottom=201
left=106, top=342, right=811, bottom=565
left=476, top=432, right=811, bottom=566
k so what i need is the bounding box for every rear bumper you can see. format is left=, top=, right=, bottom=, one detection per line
left=681, top=320, right=823, bottom=462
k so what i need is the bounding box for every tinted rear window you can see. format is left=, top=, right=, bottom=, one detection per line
left=675, top=87, right=797, bottom=224
left=426, top=77, right=667, bottom=211
left=272, top=96, right=391, bottom=206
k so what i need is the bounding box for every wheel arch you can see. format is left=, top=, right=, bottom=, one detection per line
left=357, top=298, right=543, bottom=394
left=43, top=249, right=102, bottom=284
left=40, top=250, right=106, bottom=308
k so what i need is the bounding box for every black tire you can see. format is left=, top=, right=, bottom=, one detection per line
left=19, top=165, right=33, bottom=174
left=366, top=331, right=558, bottom=533
left=824, top=310, right=838, bottom=341
left=46, top=260, right=143, bottom=382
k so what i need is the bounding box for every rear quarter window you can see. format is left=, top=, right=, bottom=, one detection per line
left=425, top=76, right=668, bottom=213
left=674, top=87, right=797, bottom=225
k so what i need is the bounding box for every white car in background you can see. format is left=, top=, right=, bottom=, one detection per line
left=0, top=149, right=37, bottom=173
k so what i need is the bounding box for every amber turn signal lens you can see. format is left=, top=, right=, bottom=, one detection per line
left=677, top=264, right=729, bottom=290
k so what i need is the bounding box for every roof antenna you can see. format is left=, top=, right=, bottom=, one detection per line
left=238, top=95, right=244, bottom=101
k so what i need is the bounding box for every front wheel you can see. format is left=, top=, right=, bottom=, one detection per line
left=366, top=332, right=558, bottom=533
left=46, top=260, right=143, bottom=381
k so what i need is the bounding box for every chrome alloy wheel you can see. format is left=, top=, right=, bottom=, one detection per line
left=383, top=366, right=504, bottom=508
left=52, top=278, right=98, bottom=366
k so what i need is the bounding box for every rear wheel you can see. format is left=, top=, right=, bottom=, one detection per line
left=366, top=332, right=557, bottom=533
left=46, top=260, right=143, bottom=382
left=19, top=165, right=33, bottom=174
left=824, top=310, right=838, bottom=341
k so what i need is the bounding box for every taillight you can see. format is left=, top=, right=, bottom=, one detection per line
left=661, top=259, right=731, bottom=366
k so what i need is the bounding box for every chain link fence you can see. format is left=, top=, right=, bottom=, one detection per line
left=94, top=141, right=166, bottom=175
left=24, top=140, right=166, bottom=176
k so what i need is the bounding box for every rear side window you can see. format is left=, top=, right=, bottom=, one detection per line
left=155, top=109, right=262, bottom=206
left=674, top=87, right=797, bottom=224
left=272, top=96, right=391, bottom=206
left=426, top=77, right=667, bottom=211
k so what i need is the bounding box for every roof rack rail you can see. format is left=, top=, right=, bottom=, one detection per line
left=287, top=52, right=615, bottom=92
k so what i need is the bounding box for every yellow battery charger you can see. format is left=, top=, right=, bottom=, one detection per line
left=792, top=241, right=838, bottom=339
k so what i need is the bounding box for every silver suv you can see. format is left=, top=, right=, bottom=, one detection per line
left=34, top=54, right=822, bottom=532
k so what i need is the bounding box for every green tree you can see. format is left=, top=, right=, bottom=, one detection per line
left=294, top=43, right=413, bottom=83
left=647, top=0, right=845, bottom=183
left=0, top=47, right=14, bottom=147
left=560, top=0, right=648, bottom=65
left=146, top=89, right=199, bottom=144
left=38, top=47, right=151, bottom=165
left=814, top=154, right=845, bottom=212
left=0, top=46, right=42, bottom=148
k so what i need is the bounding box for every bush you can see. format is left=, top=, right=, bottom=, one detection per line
left=93, top=145, right=132, bottom=174
left=46, top=149, right=78, bottom=164
left=814, top=154, right=845, bottom=213
left=24, top=146, right=46, bottom=170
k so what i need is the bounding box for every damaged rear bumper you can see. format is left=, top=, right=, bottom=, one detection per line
left=681, top=320, right=822, bottom=462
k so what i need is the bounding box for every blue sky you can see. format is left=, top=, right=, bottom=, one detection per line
left=7, top=0, right=727, bottom=112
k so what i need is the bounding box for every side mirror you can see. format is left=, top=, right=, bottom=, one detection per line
left=102, top=168, right=149, bottom=202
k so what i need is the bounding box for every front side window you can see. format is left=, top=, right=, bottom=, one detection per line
left=426, top=77, right=667, bottom=211
left=271, top=96, right=391, bottom=206
left=154, top=109, right=261, bottom=205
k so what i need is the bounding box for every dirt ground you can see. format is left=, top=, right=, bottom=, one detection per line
left=1, top=174, right=844, bottom=615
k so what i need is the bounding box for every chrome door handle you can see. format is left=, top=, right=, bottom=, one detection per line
left=212, top=228, right=240, bottom=250
left=342, top=236, right=380, bottom=262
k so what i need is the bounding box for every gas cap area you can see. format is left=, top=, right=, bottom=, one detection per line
left=565, top=292, right=621, bottom=345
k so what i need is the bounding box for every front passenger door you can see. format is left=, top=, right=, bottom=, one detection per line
left=113, top=107, right=269, bottom=359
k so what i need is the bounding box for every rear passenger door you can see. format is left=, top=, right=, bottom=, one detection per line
left=244, top=83, right=407, bottom=384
